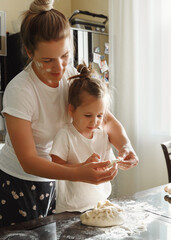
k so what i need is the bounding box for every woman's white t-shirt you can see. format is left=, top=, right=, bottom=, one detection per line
left=0, top=63, right=77, bottom=181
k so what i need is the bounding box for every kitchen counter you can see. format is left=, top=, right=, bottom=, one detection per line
left=0, top=184, right=171, bottom=239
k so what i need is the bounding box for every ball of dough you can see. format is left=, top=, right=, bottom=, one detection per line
left=80, top=200, right=124, bottom=227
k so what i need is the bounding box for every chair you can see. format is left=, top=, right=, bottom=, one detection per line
left=161, top=141, right=171, bottom=183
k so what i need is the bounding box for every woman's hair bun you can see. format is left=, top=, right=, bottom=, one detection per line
left=29, top=0, right=54, bottom=13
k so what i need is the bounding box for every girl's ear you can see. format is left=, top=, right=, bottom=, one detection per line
left=68, top=104, right=74, bottom=117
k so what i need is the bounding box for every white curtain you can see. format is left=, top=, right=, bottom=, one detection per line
left=109, top=0, right=171, bottom=196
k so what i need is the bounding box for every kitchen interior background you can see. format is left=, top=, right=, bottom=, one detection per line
left=0, top=0, right=168, bottom=198
left=1, top=0, right=109, bottom=33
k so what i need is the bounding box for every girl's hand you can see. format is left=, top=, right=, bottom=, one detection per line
left=117, top=144, right=139, bottom=170
left=84, top=153, right=109, bottom=171
left=85, top=153, right=100, bottom=164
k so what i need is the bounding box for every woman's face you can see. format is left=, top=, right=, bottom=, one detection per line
left=31, top=37, right=71, bottom=87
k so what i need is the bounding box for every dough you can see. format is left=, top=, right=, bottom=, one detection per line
left=108, top=159, right=119, bottom=168
left=80, top=200, right=124, bottom=227
left=108, top=158, right=123, bottom=168
left=164, top=184, right=171, bottom=194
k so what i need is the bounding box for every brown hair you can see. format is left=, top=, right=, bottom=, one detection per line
left=68, top=64, right=110, bottom=110
left=20, top=0, right=70, bottom=56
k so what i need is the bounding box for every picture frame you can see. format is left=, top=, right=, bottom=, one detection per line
left=0, top=11, right=7, bottom=56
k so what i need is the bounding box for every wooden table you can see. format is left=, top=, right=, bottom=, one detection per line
left=0, top=184, right=171, bottom=239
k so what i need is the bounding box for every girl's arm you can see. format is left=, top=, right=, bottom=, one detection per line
left=103, top=111, right=139, bottom=169
left=51, top=153, right=101, bottom=166
left=5, top=114, right=117, bottom=183
left=103, top=111, right=130, bottom=150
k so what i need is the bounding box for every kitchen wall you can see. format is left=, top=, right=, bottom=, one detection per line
left=0, top=0, right=32, bottom=33
left=0, top=0, right=108, bottom=33
left=0, top=0, right=71, bottom=33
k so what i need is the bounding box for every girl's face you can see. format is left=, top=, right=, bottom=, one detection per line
left=69, top=92, right=106, bottom=139
left=31, top=37, right=70, bottom=88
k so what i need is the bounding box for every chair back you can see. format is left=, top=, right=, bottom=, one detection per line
left=161, top=141, right=171, bottom=183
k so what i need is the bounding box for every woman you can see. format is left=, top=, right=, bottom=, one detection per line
left=0, top=0, right=138, bottom=227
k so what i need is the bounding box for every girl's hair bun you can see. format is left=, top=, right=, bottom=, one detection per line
left=29, top=0, right=54, bottom=13
left=77, top=64, right=90, bottom=76
left=69, top=63, right=99, bottom=82
left=77, top=63, right=100, bottom=80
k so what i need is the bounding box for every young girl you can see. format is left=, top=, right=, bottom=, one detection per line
left=50, top=64, right=117, bottom=213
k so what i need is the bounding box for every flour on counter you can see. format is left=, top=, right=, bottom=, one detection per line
left=86, top=200, right=156, bottom=239
left=56, top=200, right=158, bottom=240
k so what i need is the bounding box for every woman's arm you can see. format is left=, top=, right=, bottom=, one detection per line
left=103, top=111, right=139, bottom=170
left=5, top=114, right=118, bottom=183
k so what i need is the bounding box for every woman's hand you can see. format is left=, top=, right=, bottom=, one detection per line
left=75, top=160, right=118, bottom=185
left=117, top=144, right=139, bottom=170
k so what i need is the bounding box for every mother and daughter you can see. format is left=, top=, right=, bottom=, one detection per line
left=0, top=0, right=138, bottom=227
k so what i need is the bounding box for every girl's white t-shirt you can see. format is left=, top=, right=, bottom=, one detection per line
left=0, top=63, right=77, bottom=181
left=50, top=123, right=115, bottom=213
